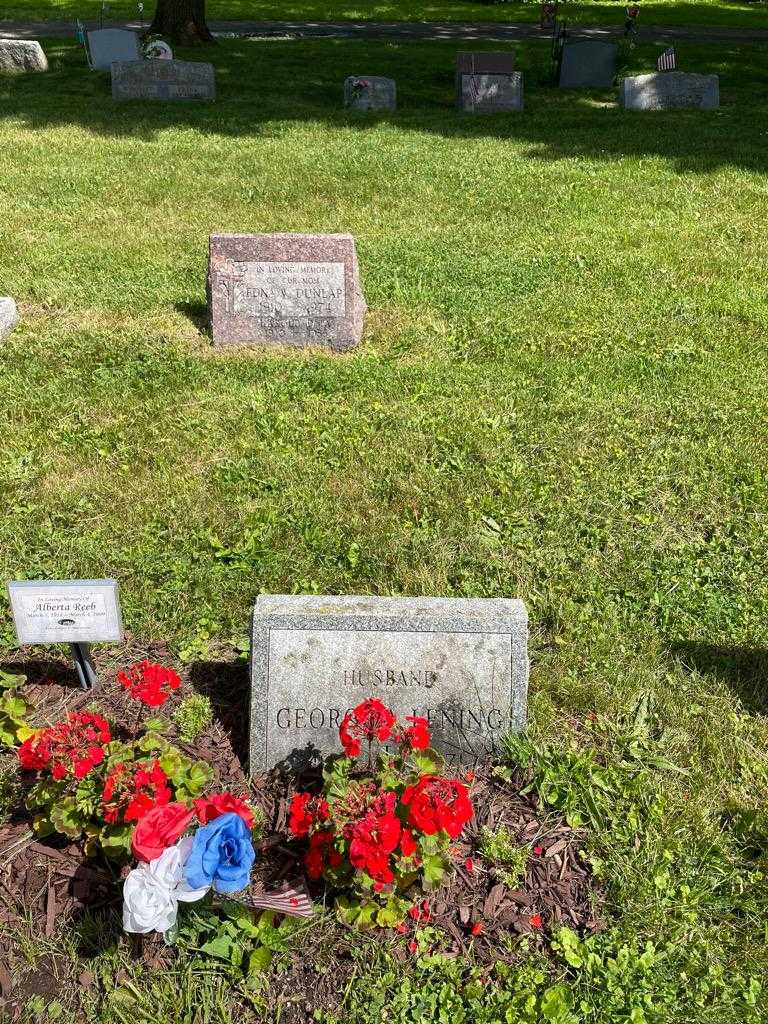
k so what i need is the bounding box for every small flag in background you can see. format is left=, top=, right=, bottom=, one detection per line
left=657, top=47, right=676, bottom=71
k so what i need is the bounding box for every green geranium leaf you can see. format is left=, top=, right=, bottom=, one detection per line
left=247, top=945, right=273, bottom=974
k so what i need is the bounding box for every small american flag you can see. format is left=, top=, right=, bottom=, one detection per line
left=216, top=880, right=314, bottom=918
left=657, top=47, right=676, bottom=71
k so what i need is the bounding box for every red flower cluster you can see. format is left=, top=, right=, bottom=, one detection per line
left=339, top=699, right=396, bottom=758
left=347, top=791, right=401, bottom=885
left=194, top=791, right=255, bottom=829
left=288, top=792, right=330, bottom=838
left=398, top=715, right=430, bottom=751
left=17, top=712, right=111, bottom=780
left=101, top=758, right=171, bottom=823
left=117, top=661, right=181, bottom=708
left=402, top=775, right=473, bottom=838
left=305, top=829, right=343, bottom=879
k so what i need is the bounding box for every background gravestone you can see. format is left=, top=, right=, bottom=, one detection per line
left=0, top=298, right=18, bottom=340
left=344, top=76, right=396, bottom=112
left=208, top=233, right=367, bottom=350
left=456, top=53, right=522, bottom=113
left=111, top=59, right=215, bottom=100
left=621, top=72, right=719, bottom=110
left=0, top=40, right=48, bottom=73
left=86, top=28, right=141, bottom=71
left=559, top=40, right=617, bottom=89
left=249, top=595, right=529, bottom=774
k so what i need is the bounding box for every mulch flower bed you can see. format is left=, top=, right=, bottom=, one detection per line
left=0, top=643, right=602, bottom=1005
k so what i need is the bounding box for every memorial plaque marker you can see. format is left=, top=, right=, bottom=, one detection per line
left=111, top=59, right=215, bottom=101
left=249, top=595, right=529, bottom=773
left=7, top=579, right=124, bottom=690
left=208, top=233, right=367, bottom=350
left=621, top=72, right=719, bottom=110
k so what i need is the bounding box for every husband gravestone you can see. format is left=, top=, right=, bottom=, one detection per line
left=249, top=595, right=529, bottom=774
left=111, top=59, right=215, bottom=100
left=208, top=233, right=367, bottom=350
left=621, top=72, right=719, bottom=110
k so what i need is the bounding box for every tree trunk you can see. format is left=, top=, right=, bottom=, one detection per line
left=149, top=0, right=215, bottom=44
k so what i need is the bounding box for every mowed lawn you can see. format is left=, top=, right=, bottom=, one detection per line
left=1, top=37, right=768, bottom=1023
left=1, top=0, right=768, bottom=29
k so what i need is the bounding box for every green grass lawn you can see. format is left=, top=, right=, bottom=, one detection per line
left=1, top=35, right=768, bottom=1023
left=1, top=0, right=767, bottom=29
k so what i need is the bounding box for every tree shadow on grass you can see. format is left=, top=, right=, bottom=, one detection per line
left=671, top=641, right=768, bottom=715
left=1, top=36, right=766, bottom=175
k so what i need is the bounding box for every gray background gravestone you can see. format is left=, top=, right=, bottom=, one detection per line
left=0, top=298, right=18, bottom=340
left=208, top=233, right=367, bottom=350
left=111, top=59, right=215, bottom=101
left=622, top=72, right=719, bottom=110
left=559, top=40, right=617, bottom=89
left=86, top=28, right=141, bottom=71
left=249, top=595, right=529, bottom=773
left=344, top=75, right=396, bottom=112
left=0, top=40, right=48, bottom=73
left=458, top=72, right=524, bottom=113
left=456, top=52, right=522, bottom=113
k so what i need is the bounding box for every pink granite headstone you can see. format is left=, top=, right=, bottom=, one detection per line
left=207, top=233, right=367, bottom=351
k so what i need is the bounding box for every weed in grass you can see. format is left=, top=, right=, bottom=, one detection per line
left=173, top=694, right=214, bottom=742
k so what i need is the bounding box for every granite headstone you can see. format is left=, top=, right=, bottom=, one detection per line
left=0, top=40, right=48, bottom=73
left=458, top=72, right=524, bottom=113
left=111, top=59, right=215, bottom=100
left=344, top=75, right=396, bottom=112
left=621, top=72, right=719, bottom=110
left=0, top=298, right=18, bottom=340
left=87, top=28, right=141, bottom=71
left=249, top=595, right=529, bottom=774
left=208, top=233, right=367, bottom=350
left=559, top=40, right=617, bottom=89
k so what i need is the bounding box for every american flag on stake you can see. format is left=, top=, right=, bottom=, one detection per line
left=657, top=47, right=676, bottom=71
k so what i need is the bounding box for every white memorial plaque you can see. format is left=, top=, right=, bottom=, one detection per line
left=7, top=579, right=123, bottom=644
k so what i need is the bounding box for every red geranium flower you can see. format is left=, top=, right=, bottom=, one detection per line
left=471, top=922, right=484, bottom=936
left=400, top=828, right=418, bottom=857
left=194, top=792, right=255, bottom=829
left=101, top=758, right=171, bottom=824
left=530, top=913, right=543, bottom=929
left=401, top=775, right=473, bottom=839
left=304, top=829, right=338, bottom=879
left=17, top=712, right=111, bottom=781
left=400, top=715, right=430, bottom=751
left=339, top=699, right=396, bottom=758
left=117, top=661, right=181, bottom=708
left=348, top=791, right=401, bottom=884
left=288, top=792, right=330, bottom=838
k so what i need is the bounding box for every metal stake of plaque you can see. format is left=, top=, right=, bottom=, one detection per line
left=70, top=642, right=98, bottom=691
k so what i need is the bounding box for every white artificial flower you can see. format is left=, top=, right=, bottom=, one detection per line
left=123, top=835, right=209, bottom=934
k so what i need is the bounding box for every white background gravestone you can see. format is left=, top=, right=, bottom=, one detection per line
left=250, top=595, right=529, bottom=773
left=622, top=72, right=719, bottom=110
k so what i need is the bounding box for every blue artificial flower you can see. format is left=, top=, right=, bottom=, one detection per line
left=184, top=811, right=255, bottom=894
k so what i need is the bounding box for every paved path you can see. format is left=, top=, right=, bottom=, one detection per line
left=2, top=17, right=767, bottom=45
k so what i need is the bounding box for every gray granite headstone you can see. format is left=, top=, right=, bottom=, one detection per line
left=249, top=595, right=529, bottom=774
left=208, top=233, right=367, bottom=350
left=458, top=71, right=523, bottom=113
left=0, top=298, right=18, bottom=340
left=87, top=28, right=141, bottom=71
left=0, top=40, right=48, bottom=74
left=111, top=59, right=215, bottom=101
left=621, top=72, right=719, bottom=111
left=344, top=75, right=396, bottom=112
left=559, top=41, right=617, bottom=89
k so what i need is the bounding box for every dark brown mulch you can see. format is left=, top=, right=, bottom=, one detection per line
left=0, top=644, right=602, bottom=987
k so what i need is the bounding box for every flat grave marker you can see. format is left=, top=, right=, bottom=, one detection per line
left=111, top=59, right=215, bottom=101
left=344, top=75, right=396, bottom=112
left=249, top=595, right=529, bottom=773
left=208, top=233, right=367, bottom=351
